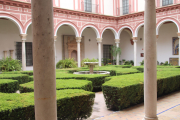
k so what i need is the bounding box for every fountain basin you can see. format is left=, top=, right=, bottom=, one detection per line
left=73, top=71, right=110, bottom=75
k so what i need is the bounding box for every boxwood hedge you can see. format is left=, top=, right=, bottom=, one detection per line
left=2, top=71, right=33, bottom=76
left=0, top=74, right=30, bottom=84
left=102, top=71, right=180, bottom=110
left=20, top=79, right=93, bottom=93
left=0, top=79, right=19, bottom=93
left=0, top=89, right=95, bottom=120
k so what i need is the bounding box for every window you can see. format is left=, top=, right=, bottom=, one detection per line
left=16, top=42, right=33, bottom=66
left=162, top=0, right=173, bottom=6
left=84, top=0, right=92, bottom=12
left=122, top=0, right=129, bottom=15
left=103, top=45, right=113, bottom=65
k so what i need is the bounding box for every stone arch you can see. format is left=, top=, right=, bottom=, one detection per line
left=101, top=27, right=119, bottom=39
left=80, top=24, right=100, bottom=38
left=134, top=22, right=144, bottom=37
left=156, top=18, right=180, bottom=35
left=0, top=14, right=23, bottom=34
left=118, top=25, right=134, bottom=38
left=54, top=21, right=79, bottom=37
left=24, top=19, right=32, bottom=34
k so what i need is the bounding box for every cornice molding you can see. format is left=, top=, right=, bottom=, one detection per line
left=1, top=0, right=180, bottom=21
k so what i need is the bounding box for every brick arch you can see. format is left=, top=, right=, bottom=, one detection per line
left=101, top=26, right=119, bottom=39
left=80, top=24, right=100, bottom=38
left=54, top=21, right=80, bottom=37
left=118, top=25, right=134, bottom=37
left=134, top=21, right=144, bottom=37
left=0, top=13, right=23, bottom=34
left=156, top=17, right=180, bottom=35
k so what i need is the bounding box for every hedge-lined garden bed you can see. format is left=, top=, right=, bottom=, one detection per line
left=0, top=89, right=95, bottom=120
left=2, top=71, right=33, bottom=76
left=20, top=79, right=93, bottom=93
left=102, top=70, right=180, bottom=110
left=0, top=79, right=19, bottom=93
left=0, top=74, right=30, bottom=84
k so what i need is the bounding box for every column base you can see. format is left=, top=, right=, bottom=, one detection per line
left=143, top=116, right=158, bottom=120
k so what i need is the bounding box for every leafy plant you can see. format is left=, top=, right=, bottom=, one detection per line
left=0, top=57, right=22, bottom=72
left=110, top=46, right=121, bottom=64
left=56, top=58, right=77, bottom=69
left=140, top=60, right=144, bottom=65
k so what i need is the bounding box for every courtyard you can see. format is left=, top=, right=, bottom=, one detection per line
left=0, top=64, right=180, bottom=119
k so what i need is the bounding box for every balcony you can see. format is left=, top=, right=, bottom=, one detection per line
left=117, top=5, right=131, bottom=16
left=81, top=2, right=99, bottom=14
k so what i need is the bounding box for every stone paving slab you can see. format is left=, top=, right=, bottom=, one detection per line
left=88, top=91, right=180, bottom=120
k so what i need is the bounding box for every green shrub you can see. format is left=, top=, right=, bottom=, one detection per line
left=0, top=79, right=19, bottom=93
left=0, top=57, right=22, bottom=72
left=81, top=58, right=98, bottom=67
left=2, top=71, right=33, bottom=76
left=56, top=58, right=77, bottom=69
left=102, top=71, right=180, bottom=110
left=0, top=74, right=30, bottom=84
left=20, top=79, right=93, bottom=93
left=0, top=89, right=95, bottom=120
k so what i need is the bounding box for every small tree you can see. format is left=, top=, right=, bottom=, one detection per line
left=110, top=46, right=121, bottom=64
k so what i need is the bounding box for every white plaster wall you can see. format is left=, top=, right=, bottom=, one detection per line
left=102, top=30, right=116, bottom=59
left=138, top=0, right=145, bottom=12
left=60, top=0, right=74, bottom=10
left=0, top=19, right=33, bottom=70
left=82, top=28, right=98, bottom=59
left=137, top=26, right=144, bottom=66
left=157, top=23, right=178, bottom=64
left=104, top=0, right=113, bottom=16
left=119, top=31, right=134, bottom=63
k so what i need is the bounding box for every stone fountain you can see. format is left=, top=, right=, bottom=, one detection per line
left=73, top=62, right=110, bottom=74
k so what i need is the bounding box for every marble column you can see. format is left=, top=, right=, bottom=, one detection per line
left=96, top=38, right=102, bottom=66
left=144, top=0, right=158, bottom=120
left=156, top=35, right=159, bottom=65
left=177, top=33, right=180, bottom=66
left=3, top=51, right=7, bottom=58
left=115, top=39, right=120, bottom=65
left=132, top=37, right=138, bottom=66
left=54, top=36, right=57, bottom=65
left=20, top=34, right=27, bottom=71
left=76, top=37, right=82, bottom=67
left=31, top=0, right=57, bottom=120
left=9, top=50, right=14, bottom=59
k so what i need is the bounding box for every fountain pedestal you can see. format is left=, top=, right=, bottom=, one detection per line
left=84, top=62, right=98, bottom=74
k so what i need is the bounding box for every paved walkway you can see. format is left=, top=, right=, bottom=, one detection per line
left=88, top=91, right=180, bottom=120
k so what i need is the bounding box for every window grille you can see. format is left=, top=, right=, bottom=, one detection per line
left=122, top=0, right=129, bottom=15
left=16, top=42, right=33, bottom=66
left=103, top=45, right=112, bottom=65
left=162, top=0, right=173, bottom=6
left=84, top=0, right=92, bottom=12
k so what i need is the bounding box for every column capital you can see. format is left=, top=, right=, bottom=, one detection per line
left=115, top=39, right=120, bottom=43
left=132, top=37, right=138, bottom=40
left=156, top=35, right=159, bottom=39
left=96, top=38, right=103, bottom=43
left=20, top=34, right=27, bottom=41
left=76, top=37, right=82, bottom=43
left=177, top=33, right=180, bottom=39
left=54, top=36, right=57, bottom=42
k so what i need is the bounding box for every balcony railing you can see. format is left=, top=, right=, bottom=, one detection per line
left=81, top=2, right=99, bottom=14
left=117, top=5, right=131, bottom=16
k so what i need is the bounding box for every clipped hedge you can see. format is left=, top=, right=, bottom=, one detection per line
left=56, top=73, right=108, bottom=91
left=20, top=79, right=93, bottom=93
left=2, top=71, right=33, bottom=76
left=0, top=74, right=30, bottom=84
left=29, top=73, right=108, bottom=91
left=102, top=71, right=180, bottom=110
left=0, top=79, right=19, bottom=93
left=0, top=89, right=95, bottom=120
